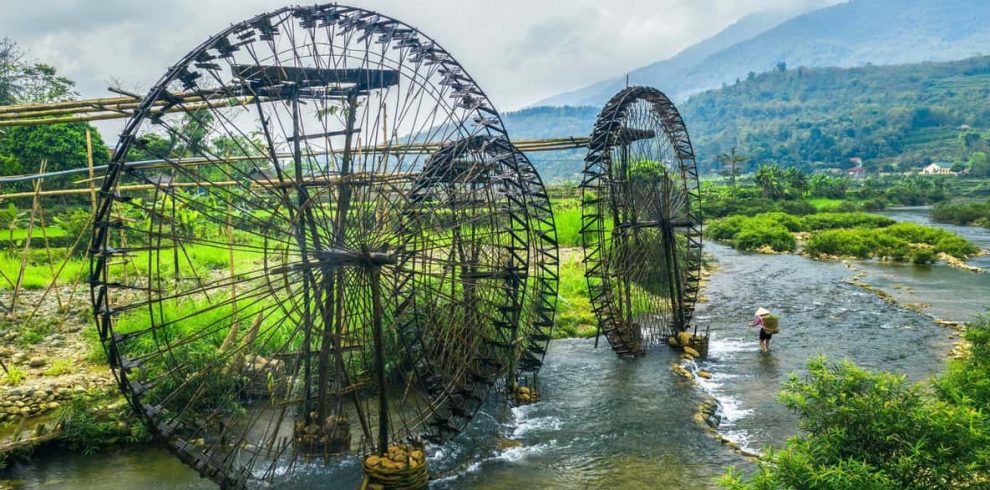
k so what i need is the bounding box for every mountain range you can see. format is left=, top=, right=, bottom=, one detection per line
left=509, top=0, right=990, bottom=183
left=530, top=0, right=990, bottom=108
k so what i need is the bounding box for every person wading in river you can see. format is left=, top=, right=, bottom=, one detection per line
left=751, top=307, right=777, bottom=352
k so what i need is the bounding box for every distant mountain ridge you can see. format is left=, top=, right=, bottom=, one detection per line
left=534, top=4, right=810, bottom=108
left=507, top=55, right=990, bottom=183
left=533, top=0, right=990, bottom=107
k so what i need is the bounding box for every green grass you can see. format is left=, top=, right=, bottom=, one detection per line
left=0, top=252, right=88, bottom=290
left=553, top=252, right=597, bottom=339
left=0, top=226, right=67, bottom=242
left=2, top=365, right=26, bottom=386
left=806, top=197, right=845, bottom=211
left=552, top=199, right=582, bottom=248
left=43, top=358, right=75, bottom=376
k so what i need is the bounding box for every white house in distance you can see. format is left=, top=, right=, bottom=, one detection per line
left=920, top=163, right=955, bottom=176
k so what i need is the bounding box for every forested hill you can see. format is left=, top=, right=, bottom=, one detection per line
left=682, top=55, right=990, bottom=172
left=536, top=0, right=990, bottom=107
left=506, top=55, right=990, bottom=182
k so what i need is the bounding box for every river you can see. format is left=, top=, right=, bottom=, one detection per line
left=2, top=208, right=983, bottom=489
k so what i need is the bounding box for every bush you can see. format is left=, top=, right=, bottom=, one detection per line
left=885, top=223, right=979, bottom=258
left=721, top=356, right=990, bottom=490
left=805, top=229, right=879, bottom=259
left=706, top=216, right=748, bottom=241
left=937, top=316, right=990, bottom=409
left=800, top=212, right=895, bottom=231
left=932, top=201, right=990, bottom=226
left=735, top=220, right=796, bottom=252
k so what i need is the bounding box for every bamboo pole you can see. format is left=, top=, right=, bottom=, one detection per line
left=35, top=210, right=64, bottom=313
left=0, top=96, right=260, bottom=127
left=219, top=202, right=240, bottom=352
left=0, top=88, right=231, bottom=115
left=10, top=160, right=46, bottom=316
left=86, top=128, right=96, bottom=214
left=23, top=215, right=93, bottom=326
left=2, top=136, right=590, bottom=187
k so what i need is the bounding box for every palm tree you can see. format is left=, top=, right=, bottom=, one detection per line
left=755, top=164, right=786, bottom=199
left=716, top=148, right=747, bottom=192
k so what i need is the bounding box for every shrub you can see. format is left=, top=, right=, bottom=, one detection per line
left=911, top=248, right=937, bottom=264
left=800, top=212, right=895, bottom=231
left=721, top=356, right=990, bottom=490
left=706, top=216, right=748, bottom=241
left=932, top=201, right=990, bottom=226
left=734, top=219, right=796, bottom=252
left=805, top=229, right=878, bottom=259
left=937, top=316, right=990, bottom=409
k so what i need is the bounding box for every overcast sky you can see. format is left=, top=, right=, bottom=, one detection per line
left=2, top=0, right=842, bottom=111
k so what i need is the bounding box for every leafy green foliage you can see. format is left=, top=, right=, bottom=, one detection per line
left=707, top=214, right=796, bottom=252
left=56, top=394, right=152, bottom=455
left=702, top=184, right=816, bottom=219
left=709, top=210, right=976, bottom=263
left=722, top=353, right=990, bottom=490
left=932, top=200, right=990, bottom=227
left=937, top=316, right=990, bottom=409
left=805, top=223, right=977, bottom=261
left=0, top=123, right=110, bottom=191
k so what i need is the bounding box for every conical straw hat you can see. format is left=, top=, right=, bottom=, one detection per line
left=755, top=307, right=771, bottom=317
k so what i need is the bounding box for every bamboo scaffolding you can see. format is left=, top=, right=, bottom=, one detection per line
left=9, top=160, right=45, bottom=315
left=0, top=95, right=261, bottom=127
left=0, top=137, right=590, bottom=188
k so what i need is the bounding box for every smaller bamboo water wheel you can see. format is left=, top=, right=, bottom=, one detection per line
left=581, top=86, right=704, bottom=357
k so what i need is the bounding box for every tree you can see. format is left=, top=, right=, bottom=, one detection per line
left=783, top=167, right=808, bottom=194
left=754, top=164, right=786, bottom=199
left=968, top=151, right=990, bottom=177
left=809, top=174, right=849, bottom=199
left=0, top=38, right=76, bottom=105
left=0, top=123, right=110, bottom=191
left=959, top=130, right=985, bottom=154
left=716, top=148, right=747, bottom=192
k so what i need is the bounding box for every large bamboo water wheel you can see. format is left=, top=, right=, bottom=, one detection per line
left=89, top=4, right=552, bottom=488
left=580, top=86, right=703, bottom=357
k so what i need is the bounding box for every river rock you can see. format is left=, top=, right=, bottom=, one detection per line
left=11, top=352, right=27, bottom=364
left=28, top=357, right=46, bottom=368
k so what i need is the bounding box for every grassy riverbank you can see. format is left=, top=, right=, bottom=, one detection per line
left=707, top=210, right=980, bottom=266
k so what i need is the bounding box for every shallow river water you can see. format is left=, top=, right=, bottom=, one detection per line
left=2, top=209, right=982, bottom=489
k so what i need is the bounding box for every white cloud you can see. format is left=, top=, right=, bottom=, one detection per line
left=1, top=0, right=842, bottom=128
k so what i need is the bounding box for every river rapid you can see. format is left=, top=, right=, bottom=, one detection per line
left=2, top=208, right=983, bottom=489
